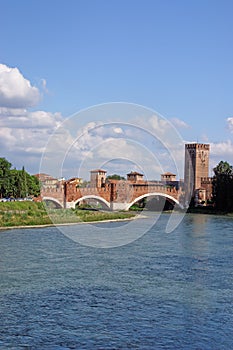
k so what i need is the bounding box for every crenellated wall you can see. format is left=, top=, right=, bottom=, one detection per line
left=40, top=179, right=183, bottom=210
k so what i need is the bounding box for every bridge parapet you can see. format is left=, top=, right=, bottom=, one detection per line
left=128, top=183, right=180, bottom=201
left=66, top=184, right=112, bottom=203
left=39, top=179, right=183, bottom=210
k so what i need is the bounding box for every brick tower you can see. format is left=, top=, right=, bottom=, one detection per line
left=90, top=169, right=106, bottom=188
left=184, top=143, right=210, bottom=202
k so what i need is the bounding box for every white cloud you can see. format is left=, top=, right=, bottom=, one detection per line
left=210, top=140, right=233, bottom=157
left=170, top=117, right=190, bottom=129
left=79, top=137, right=172, bottom=180
left=2, top=77, right=232, bottom=181
left=227, top=117, right=233, bottom=133
left=148, top=115, right=170, bottom=135
left=0, top=127, right=16, bottom=147
left=61, top=115, right=184, bottom=178
left=0, top=63, right=65, bottom=173
left=63, top=115, right=186, bottom=179
left=0, top=111, right=62, bottom=151
left=0, top=63, right=40, bottom=108
left=41, top=78, right=49, bottom=93
left=74, top=122, right=103, bottom=155
left=0, top=106, right=65, bottom=174
left=0, top=108, right=62, bottom=129
left=209, top=140, right=233, bottom=174
left=113, top=127, right=123, bottom=134
left=136, top=114, right=182, bottom=145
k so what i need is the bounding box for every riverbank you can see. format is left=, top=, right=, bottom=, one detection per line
left=187, top=206, right=233, bottom=216
left=0, top=201, right=136, bottom=229
left=0, top=217, right=139, bottom=231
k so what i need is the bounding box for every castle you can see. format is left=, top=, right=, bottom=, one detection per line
left=37, top=143, right=213, bottom=209
left=89, top=143, right=213, bottom=207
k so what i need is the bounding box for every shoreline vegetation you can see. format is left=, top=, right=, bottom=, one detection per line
left=187, top=206, right=233, bottom=217
left=0, top=201, right=136, bottom=230
left=0, top=201, right=232, bottom=231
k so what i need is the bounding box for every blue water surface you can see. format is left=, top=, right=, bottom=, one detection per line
left=0, top=213, right=233, bottom=349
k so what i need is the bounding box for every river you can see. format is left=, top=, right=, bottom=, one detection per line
left=0, top=213, right=233, bottom=349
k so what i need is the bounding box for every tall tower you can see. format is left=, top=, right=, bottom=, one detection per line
left=184, top=143, right=210, bottom=202
left=90, top=169, right=106, bottom=188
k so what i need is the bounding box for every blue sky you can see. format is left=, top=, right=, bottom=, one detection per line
left=0, top=0, right=233, bottom=179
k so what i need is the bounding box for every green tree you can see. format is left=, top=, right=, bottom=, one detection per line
left=8, top=169, right=20, bottom=197
left=26, top=173, right=40, bottom=197
left=214, top=161, right=232, bottom=176
left=19, top=166, right=28, bottom=198
left=213, top=161, right=233, bottom=212
left=0, top=158, right=40, bottom=198
left=106, top=174, right=126, bottom=180
left=0, top=157, right=12, bottom=198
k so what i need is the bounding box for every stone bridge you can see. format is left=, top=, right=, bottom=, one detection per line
left=39, top=179, right=184, bottom=211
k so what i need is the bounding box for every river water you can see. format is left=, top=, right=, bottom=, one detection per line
left=0, top=213, right=233, bottom=349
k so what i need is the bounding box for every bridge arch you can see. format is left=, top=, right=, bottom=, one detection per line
left=42, top=196, right=63, bottom=208
left=125, top=192, right=183, bottom=211
left=74, top=195, right=111, bottom=209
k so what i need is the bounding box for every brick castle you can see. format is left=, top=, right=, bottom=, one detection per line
left=36, top=143, right=213, bottom=208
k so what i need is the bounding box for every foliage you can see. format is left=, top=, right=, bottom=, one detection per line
left=0, top=157, right=11, bottom=176
left=213, top=161, right=232, bottom=176
left=106, top=174, right=126, bottom=180
left=212, top=161, right=233, bottom=212
left=0, top=158, right=12, bottom=198
left=0, top=157, right=40, bottom=198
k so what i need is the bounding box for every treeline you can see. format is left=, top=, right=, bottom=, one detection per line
left=213, top=161, right=233, bottom=212
left=0, top=157, right=40, bottom=199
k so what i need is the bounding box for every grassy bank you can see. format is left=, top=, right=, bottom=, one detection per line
left=0, top=201, right=135, bottom=228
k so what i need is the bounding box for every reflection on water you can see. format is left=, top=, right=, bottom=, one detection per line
left=0, top=214, right=233, bottom=349
left=191, top=213, right=209, bottom=234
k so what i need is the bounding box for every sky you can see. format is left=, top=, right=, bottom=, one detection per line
left=0, top=0, right=233, bottom=180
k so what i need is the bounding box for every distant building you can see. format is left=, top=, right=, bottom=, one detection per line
left=127, top=171, right=144, bottom=183
left=195, top=177, right=213, bottom=206
left=161, top=172, right=176, bottom=182
left=34, top=173, right=60, bottom=190
left=65, top=177, right=83, bottom=187
left=184, top=143, right=212, bottom=206
left=161, top=172, right=179, bottom=190
left=90, top=169, right=106, bottom=188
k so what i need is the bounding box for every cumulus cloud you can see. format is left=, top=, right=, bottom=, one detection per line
left=71, top=122, right=126, bottom=158
left=210, top=140, right=233, bottom=157
left=0, top=108, right=62, bottom=129
left=147, top=115, right=170, bottom=135
left=0, top=63, right=66, bottom=173
left=76, top=137, right=164, bottom=180
left=74, top=122, right=103, bottom=155
left=0, top=106, right=65, bottom=174
left=44, top=110, right=187, bottom=179
left=41, top=118, right=161, bottom=179
left=136, top=114, right=183, bottom=144
left=0, top=63, right=40, bottom=108
left=0, top=109, right=63, bottom=150
left=113, top=127, right=123, bottom=134
left=227, top=117, right=233, bottom=133
left=170, top=117, right=190, bottom=129
left=208, top=140, right=233, bottom=174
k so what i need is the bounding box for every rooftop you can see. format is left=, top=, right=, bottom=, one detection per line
left=127, top=171, right=144, bottom=176
left=90, top=169, right=107, bottom=173
left=162, top=172, right=176, bottom=176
